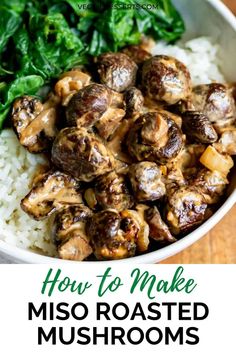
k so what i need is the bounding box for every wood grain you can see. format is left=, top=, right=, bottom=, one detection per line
left=160, top=0, right=236, bottom=264
left=223, top=0, right=236, bottom=15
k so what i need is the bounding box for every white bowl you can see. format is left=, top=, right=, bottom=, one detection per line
left=0, top=0, right=236, bottom=263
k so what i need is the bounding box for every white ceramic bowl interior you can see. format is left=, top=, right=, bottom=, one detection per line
left=0, top=0, right=236, bottom=263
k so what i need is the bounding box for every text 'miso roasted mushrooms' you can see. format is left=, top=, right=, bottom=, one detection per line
left=96, top=52, right=138, bottom=92
left=127, top=111, right=183, bottom=164
left=12, top=96, right=57, bottom=153
left=182, top=111, right=218, bottom=143
left=191, top=83, right=236, bottom=123
left=86, top=208, right=149, bottom=260
left=128, top=162, right=166, bottom=202
left=85, top=171, right=133, bottom=211
left=51, top=127, right=114, bottom=182
left=21, top=171, right=83, bottom=220
left=142, top=55, right=191, bottom=105
left=53, top=205, right=93, bottom=261
left=166, top=186, right=208, bottom=235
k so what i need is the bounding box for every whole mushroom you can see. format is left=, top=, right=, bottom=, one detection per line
left=85, top=171, right=133, bottom=211
left=182, top=111, right=218, bottom=143
left=127, top=111, right=183, bottom=164
left=21, top=171, right=83, bottom=220
left=66, top=83, right=125, bottom=139
left=165, top=186, right=207, bottom=235
left=51, top=127, right=114, bottom=182
left=12, top=96, right=58, bottom=153
left=66, top=84, right=112, bottom=128
left=128, top=162, right=166, bottom=201
left=53, top=205, right=93, bottom=261
left=142, top=55, right=191, bottom=105
left=96, top=52, right=138, bottom=92
left=190, top=168, right=228, bottom=204
left=86, top=208, right=149, bottom=260
left=191, top=83, right=236, bottom=122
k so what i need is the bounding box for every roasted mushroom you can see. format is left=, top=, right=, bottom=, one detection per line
left=124, top=87, right=144, bottom=118
left=191, top=169, right=228, bottom=204
left=129, top=162, right=166, bottom=201
left=94, top=106, right=125, bottom=140
left=66, top=84, right=112, bottom=128
left=142, top=55, right=191, bottom=105
left=165, top=186, right=207, bottom=235
left=214, top=128, right=236, bottom=155
left=96, top=52, right=138, bottom=92
left=85, top=171, right=133, bottom=211
left=53, top=205, right=93, bottom=261
left=191, top=83, right=236, bottom=122
left=145, top=206, right=176, bottom=243
left=51, top=127, right=114, bottom=182
left=121, top=45, right=152, bottom=66
left=127, top=111, right=183, bottom=164
left=54, top=69, right=91, bottom=105
left=86, top=208, right=149, bottom=260
left=65, top=83, right=125, bottom=138
left=21, top=171, right=83, bottom=220
left=182, top=111, right=218, bottom=143
left=12, top=96, right=57, bottom=153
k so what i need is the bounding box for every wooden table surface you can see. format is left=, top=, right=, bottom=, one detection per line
left=161, top=0, right=236, bottom=264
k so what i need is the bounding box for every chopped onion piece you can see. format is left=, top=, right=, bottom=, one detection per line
left=200, top=145, right=234, bottom=176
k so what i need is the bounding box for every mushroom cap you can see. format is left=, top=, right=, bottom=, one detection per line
left=127, top=111, right=183, bottom=164
left=86, top=209, right=137, bottom=260
left=54, top=204, right=93, bottom=261
left=21, top=170, right=83, bottom=220
left=128, top=162, right=166, bottom=201
left=94, top=171, right=134, bottom=211
left=182, top=111, right=218, bottom=143
left=51, top=127, right=114, bottom=182
left=66, top=83, right=111, bottom=127
left=142, top=55, right=191, bottom=105
left=166, top=186, right=207, bottom=235
left=12, top=96, right=57, bottom=153
left=86, top=208, right=149, bottom=260
left=96, top=52, right=138, bottom=92
left=191, top=83, right=236, bottom=122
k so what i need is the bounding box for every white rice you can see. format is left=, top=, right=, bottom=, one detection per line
left=151, top=37, right=225, bottom=85
left=0, top=37, right=225, bottom=256
left=0, top=129, right=56, bottom=256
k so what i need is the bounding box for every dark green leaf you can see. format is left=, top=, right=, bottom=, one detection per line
left=0, top=8, right=22, bottom=53
left=0, top=75, right=44, bottom=129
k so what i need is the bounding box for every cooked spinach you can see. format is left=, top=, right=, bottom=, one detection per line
left=0, top=0, right=184, bottom=129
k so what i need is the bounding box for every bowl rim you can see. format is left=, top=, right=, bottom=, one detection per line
left=0, top=0, right=236, bottom=264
